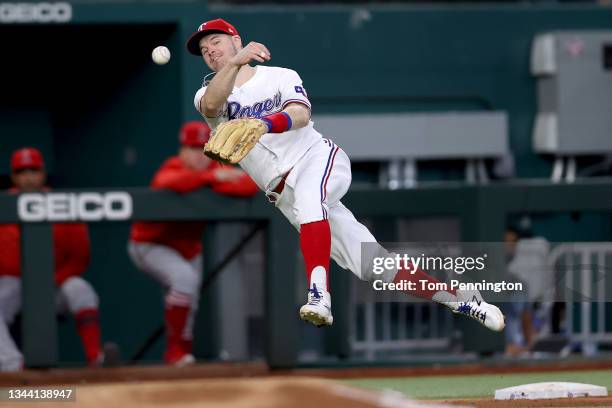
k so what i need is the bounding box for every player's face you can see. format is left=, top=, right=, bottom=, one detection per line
left=11, top=169, right=46, bottom=192
left=180, top=146, right=212, bottom=171
left=199, top=34, right=239, bottom=72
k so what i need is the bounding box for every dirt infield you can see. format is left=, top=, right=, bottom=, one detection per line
left=4, top=375, right=611, bottom=408
left=1, top=360, right=610, bottom=407
left=441, top=396, right=612, bottom=407
left=3, top=377, right=465, bottom=408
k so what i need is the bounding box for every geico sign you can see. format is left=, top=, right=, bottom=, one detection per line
left=18, top=192, right=133, bottom=222
left=0, top=2, right=72, bottom=23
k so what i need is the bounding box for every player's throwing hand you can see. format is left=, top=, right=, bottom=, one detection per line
left=229, top=42, right=271, bottom=66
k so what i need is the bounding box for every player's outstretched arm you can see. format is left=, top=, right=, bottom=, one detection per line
left=201, top=41, right=271, bottom=118
left=201, top=63, right=241, bottom=117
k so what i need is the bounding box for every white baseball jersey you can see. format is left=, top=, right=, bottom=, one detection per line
left=193, top=66, right=322, bottom=191
left=194, top=65, right=390, bottom=286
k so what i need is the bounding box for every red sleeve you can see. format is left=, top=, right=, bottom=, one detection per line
left=152, top=158, right=216, bottom=194
left=211, top=173, right=259, bottom=197
left=55, top=224, right=91, bottom=286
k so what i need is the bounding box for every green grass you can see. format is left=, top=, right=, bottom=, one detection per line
left=344, top=370, right=612, bottom=400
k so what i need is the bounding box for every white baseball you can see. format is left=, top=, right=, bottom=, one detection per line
left=152, top=46, right=171, bottom=65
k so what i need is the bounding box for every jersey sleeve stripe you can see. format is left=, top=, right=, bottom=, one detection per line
left=282, top=99, right=311, bottom=110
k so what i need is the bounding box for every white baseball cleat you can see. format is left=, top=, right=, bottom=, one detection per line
left=173, top=353, right=196, bottom=368
left=165, top=346, right=196, bottom=367
left=441, top=289, right=506, bottom=332
left=299, top=284, right=333, bottom=327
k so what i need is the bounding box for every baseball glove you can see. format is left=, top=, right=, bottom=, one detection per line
left=203, top=118, right=268, bottom=164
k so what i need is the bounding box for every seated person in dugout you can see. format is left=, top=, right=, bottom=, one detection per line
left=128, top=121, right=258, bottom=366
left=0, top=147, right=112, bottom=371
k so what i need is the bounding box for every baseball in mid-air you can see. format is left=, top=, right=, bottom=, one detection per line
left=152, top=46, right=171, bottom=65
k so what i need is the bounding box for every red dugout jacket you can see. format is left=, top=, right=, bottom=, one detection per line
left=130, top=157, right=258, bottom=259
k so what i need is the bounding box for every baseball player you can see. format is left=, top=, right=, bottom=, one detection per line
left=186, top=19, right=505, bottom=332
left=128, top=121, right=258, bottom=366
left=0, top=148, right=108, bottom=370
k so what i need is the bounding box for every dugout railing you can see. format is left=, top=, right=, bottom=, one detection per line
left=548, top=243, right=612, bottom=354
left=0, top=188, right=300, bottom=369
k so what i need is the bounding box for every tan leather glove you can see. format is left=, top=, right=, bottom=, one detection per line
left=203, top=119, right=268, bottom=164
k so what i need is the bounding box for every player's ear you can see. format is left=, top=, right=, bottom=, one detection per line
left=232, top=35, right=242, bottom=49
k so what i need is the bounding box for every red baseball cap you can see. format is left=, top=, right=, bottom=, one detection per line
left=11, top=147, right=45, bottom=172
left=180, top=121, right=211, bottom=147
left=186, top=18, right=239, bottom=56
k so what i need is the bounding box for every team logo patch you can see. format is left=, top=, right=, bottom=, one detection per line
left=294, top=86, right=307, bottom=97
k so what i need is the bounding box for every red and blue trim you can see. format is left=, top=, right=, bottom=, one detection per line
left=282, top=99, right=312, bottom=111
left=261, top=111, right=292, bottom=133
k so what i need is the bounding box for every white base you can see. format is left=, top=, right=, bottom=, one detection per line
left=494, top=382, right=608, bottom=400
